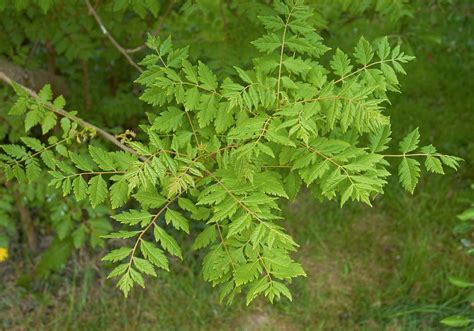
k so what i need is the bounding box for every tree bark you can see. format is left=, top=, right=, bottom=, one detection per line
left=0, top=58, right=69, bottom=96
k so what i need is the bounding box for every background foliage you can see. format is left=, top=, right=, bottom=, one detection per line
left=0, top=0, right=473, bottom=329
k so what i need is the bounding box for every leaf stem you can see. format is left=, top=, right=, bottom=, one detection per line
left=383, top=153, right=443, bottom=158
left=276, top=6, right=295, bottom=105
left=126, top=198, right=177, bottom=273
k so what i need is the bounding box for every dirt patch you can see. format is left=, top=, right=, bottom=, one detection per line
left=234, top=307, right=298, bottom=331
left=296, top=210, right=400, bottom=329
left=234, top=297, right=301, bottom=331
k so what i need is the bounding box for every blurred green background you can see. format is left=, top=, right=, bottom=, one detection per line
left=0, top=0, right=473, bottom=330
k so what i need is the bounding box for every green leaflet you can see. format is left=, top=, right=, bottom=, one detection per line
left=110, top=180, right=130, bottom=209
left=369, top=125, right=392, bottom=153
left=140, top=240, right=169, bottom=271
left=88, top=175, right=108, bottom=208
left=1, top=144, right=27, bottom=159
left=112, top=210, right=152, bottom=227
left=399, top=128, right=420, bottom=153
left=102, top=247, right=133, bottom=262
left=234, top=261, right=262, bottom=286
left=353, top=36, right=374, bottom=65
left=21, top=137, right=44, bottom=152
left=330, top=49, right=353, bottom=77
left=73, top=176, right=88, bottom=201
left=197, top=61, right=218, bottom=90
left=398, top=157, right=421, bottom=193
left=153, top=225, right=183, bottom=259
left=134, top=188, right=167, bottom=209
left=192, top=225, right=217, bottom=250
left=165, top=209, right=189, bottom=234
left=133, top=257, right=157, bottom=277
left=69, top=152, right=95, bottom=172
left=227, top=215, right=252, bottom=238
left=89, top=145, right=116, bottom=171
left=151, top=107, right=184, bottom=132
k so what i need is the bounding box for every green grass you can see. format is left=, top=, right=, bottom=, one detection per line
left=1, top=2, right=473, bottom=330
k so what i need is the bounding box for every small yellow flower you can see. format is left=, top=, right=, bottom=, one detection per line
left=0, top=247, right=8, bottom=262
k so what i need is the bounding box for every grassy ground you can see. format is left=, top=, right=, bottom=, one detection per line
left=1, top=3, right=473, bottom=331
